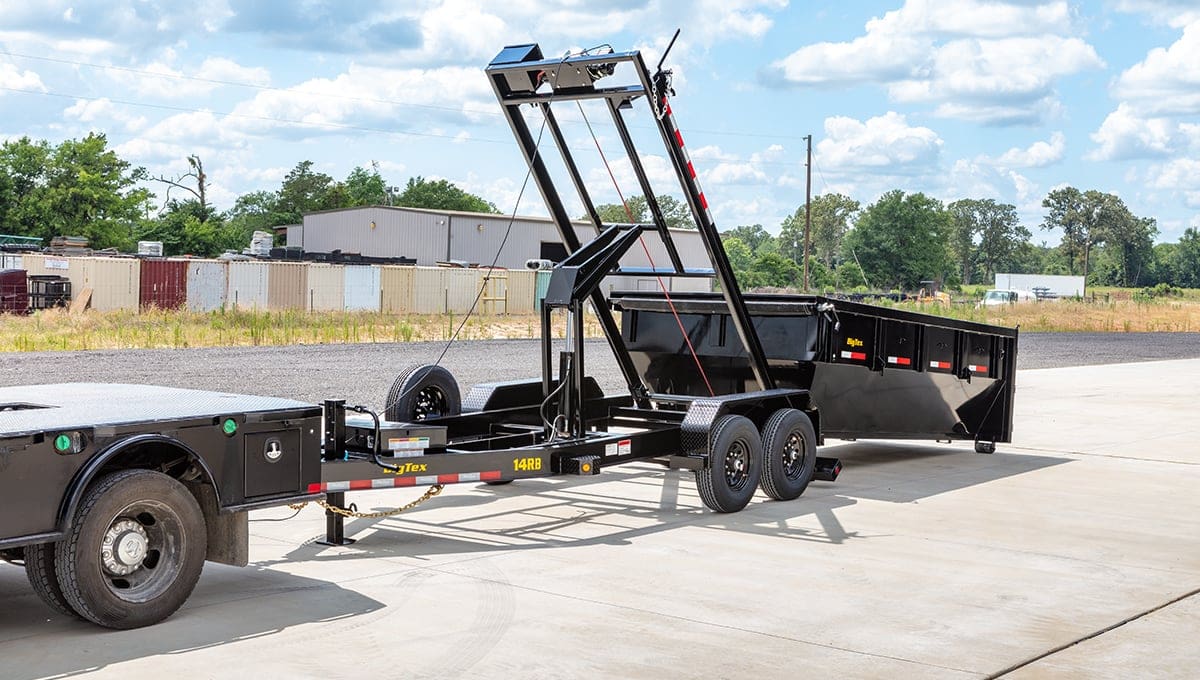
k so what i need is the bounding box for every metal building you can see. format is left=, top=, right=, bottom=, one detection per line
left=292, top=206, right=712, bottom=293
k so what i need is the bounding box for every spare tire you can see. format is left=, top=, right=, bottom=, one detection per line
left=384, top=364, right=462, bottom=422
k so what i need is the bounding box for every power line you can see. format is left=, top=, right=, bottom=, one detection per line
left=0, top=48, right=815, bottom=143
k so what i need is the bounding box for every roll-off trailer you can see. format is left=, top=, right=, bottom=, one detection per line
left=0, top=40, right=1017, bottom=629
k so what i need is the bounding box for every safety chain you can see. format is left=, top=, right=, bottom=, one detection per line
left=287, top=484, right=444, bottom=518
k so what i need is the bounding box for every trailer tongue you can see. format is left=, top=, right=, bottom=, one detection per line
left=0, top=40, right=1016, bottom=629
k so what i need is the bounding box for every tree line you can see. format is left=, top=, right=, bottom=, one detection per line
left=719, top=190, right=1198, bottom=292
left=1, top=133, right=1196, bottom=290
left=0, top=133, right=498, bottom=257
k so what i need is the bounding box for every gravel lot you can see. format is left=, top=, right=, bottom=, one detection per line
left=1, top=332, right=1198, bottom=405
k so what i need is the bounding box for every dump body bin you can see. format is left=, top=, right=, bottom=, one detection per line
left=0, top=269, right=28, bottom=314
left=612, top=291, right=1017, bottom=445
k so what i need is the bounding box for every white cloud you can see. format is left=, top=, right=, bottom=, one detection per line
left=62, top=97, right=147, bottom=131
left=983, top=131, right=1066, bottom=168
left=764, top=1, right=1100, bottom=124
left=1114, top=1, right=1200, bottom=28
left=0, top=62, right=46, bottom=93
left=198, top=57, right=270, bottom=87
left=816, top=112, right=942, bottom=173
left=107, top=56, right=271, bottom=99
left=1112, top=21, right=1200, bottom=115
left=1086, top=103, right=1181, bottom=160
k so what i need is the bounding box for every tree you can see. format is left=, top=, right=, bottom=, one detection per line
left=841, top=190, right=953, bottom=290
left=137, top=199, right=241, bottom=257
left=747, top=252, right=802, bottom=288
left=721, top=224, right=773, bottom=254
left=150, top=155, right=209, bottom=215
left=223, top=190, right=285, bottom=248
left=948, top=198, right=1029, bottom=284
left=655, top=194, right=695, bottom=230
left=38, top=134, right=151, bottom=250
left=0, top=137, right=53, bottom=240
left=594, top=195, right=647, bottom=223
left=810, top=194, right=859, bottom=267
left=276, top=160, right=340, bottom=224
left=1169, top=228, right=1200, bottom=288
left=1041, top=187, right=1087, bottom=275
left=343, top=165, right=388, bottom=207
left=396, top=176, right=499, bottom=213
left=723, top=236, right=755, bottom=286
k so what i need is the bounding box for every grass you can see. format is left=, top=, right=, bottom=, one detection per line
left=3, top=290, right=1197, bottom=353
left=886, top=295, right=1200, bottom=332
left=0, top=307, right=605, bottom=353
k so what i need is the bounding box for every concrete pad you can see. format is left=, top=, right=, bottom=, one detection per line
left=1, top=359, right=1198, bottom=679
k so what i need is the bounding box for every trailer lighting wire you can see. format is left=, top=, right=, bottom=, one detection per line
left=573, top=100, right=715, bottom=397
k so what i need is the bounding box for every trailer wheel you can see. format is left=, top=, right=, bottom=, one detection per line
left=56, top=469, right=207, bottom=629
left=385, top=364, right=462, bottom=422
left=695, top=415, right=762, bottom=513
left=758, top=409, right=817, bottom=501
left=25, top=542, right=81, bottom=619
left=975, top=440, right=996, bottom=454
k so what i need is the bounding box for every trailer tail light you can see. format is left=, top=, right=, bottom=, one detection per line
left=840, top=351, right=867, bottom=361
left=221, top=418, right=238, bottom=436
left=930, top=360, right=951, bottom=370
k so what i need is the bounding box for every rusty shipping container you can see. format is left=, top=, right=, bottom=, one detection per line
left=267, top=262, right=308, bottom=310
left=139, top=259, right=188, bottom=310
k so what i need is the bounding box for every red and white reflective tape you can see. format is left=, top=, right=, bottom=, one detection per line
left=308, top=470, right=503, bottom=494
left=969, top=364, right=988, bottom=373
left=662, top=96, right=715, bottom=225
left=840, top=350, right=867, bottom=361
left=887, top=356, right=912, bottom=366
left=929, top=360, right=952, bottom=370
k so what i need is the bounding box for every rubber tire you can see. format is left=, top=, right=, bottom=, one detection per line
left=695, top=415, right=762, bottom=513
left=484, top=480, right=513, bottom=486
left=56, top=469, right=207, bottom=629
left=384, top=364, right=462, bottom=422
left=758, top=409, right=818, bottom=501
left=25, top=542, right=82, bottom=619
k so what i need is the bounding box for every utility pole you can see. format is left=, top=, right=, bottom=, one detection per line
left=803, top=134, right=813, bottom=291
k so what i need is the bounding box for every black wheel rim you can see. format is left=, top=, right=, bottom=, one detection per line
left=782, top=431, right=807, bottom=481
left=413, top=385, right=447, bottom=420
left=97, top=500, right=187, bottom=604
left=724, top=438, right=751, bottom=491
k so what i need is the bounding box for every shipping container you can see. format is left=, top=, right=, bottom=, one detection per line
left=267, top=261, right=309, bottom=310
left=410, top=267, right=446, bottom=314
left=140, top=259, right=188, bottom=310
left=186, top=260, right=228, bottom=312
left=379, top=265, right=413, bottom=314
left=227, top=261, right=270, bottom=310
left=534, top=269, right=552, bottom=309
left=306, top=263, right=345, bottom=311
left=343, top=265, right=380, bottom=311
left=81, top=257, right=139, bottom=312
left=505, top=269, right=536, bottom=313
left=0, top=269, right=28, bottom=314
left=0, top=254, right=22, bottom=271
left=444, top=268, right=482, bottom=314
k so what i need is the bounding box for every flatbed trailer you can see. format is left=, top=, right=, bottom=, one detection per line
left=1, top=39, right=1016, bottom=629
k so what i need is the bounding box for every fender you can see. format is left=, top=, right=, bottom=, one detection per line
left=56, top=433, right=219, bottom=533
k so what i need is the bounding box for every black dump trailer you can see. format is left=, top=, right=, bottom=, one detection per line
left=1, top=39, right=1017, bottom=629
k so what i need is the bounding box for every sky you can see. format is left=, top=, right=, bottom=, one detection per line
left=1, top=1, right=1198, bottom=245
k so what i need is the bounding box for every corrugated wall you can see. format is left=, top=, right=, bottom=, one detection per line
left=306, top=264, right=344, bottom=311
left=303, top=207, right=447, bottom=262
left=505, top=270, right=535, bottom=313
left=186, top=260, right=227, bottom=311
left=80, top=258, right=139, bottom=311
left=228, top=261, right=269, bottom=310
left=410, top=267, right=446, bottom=313
left=379, top=266, right=413, bottom=314
left=140, top=259, right=188, bottom=310
left=0, top=254, right=22, bottom=270
left=267, top=262, right=308, bottom=310
left=343, top=265, right=380, bottom=311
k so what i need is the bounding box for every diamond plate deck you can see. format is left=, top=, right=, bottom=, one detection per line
left=0, top=383, right=317, bottom=435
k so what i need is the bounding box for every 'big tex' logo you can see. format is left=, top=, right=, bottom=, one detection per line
left=384, top=462, right=429, bottom=475
left=846, top=337, right=864, bottom=348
